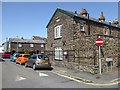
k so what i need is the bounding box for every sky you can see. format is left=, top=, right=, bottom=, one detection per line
left=1, top=2, right=119, bottom=45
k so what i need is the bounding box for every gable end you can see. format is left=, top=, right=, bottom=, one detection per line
left=46, top=8, right=75, bottom=28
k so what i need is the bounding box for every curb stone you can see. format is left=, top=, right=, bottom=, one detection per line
left=53, top=70, right=120, bottom=85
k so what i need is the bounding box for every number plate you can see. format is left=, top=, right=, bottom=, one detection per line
left=43, top=62, right=48, bottom=64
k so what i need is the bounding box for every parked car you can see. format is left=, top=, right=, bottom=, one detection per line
left=0, top=58, right=5, bottom=62
left=25, top=54, right=51, bottom=70
left=10, top=53, right=20, bottom=62
left=16, top=54, right=30, bottom=65
left=2, top=52, right=11, bottom=58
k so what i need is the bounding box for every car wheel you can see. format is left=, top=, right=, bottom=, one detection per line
left=33, top=64, right=36, bottom=70
left=20, top=61, right=22, bottom=65
left=16, top=61, right=18, bottom=64
left=25, top=62, right=28, bottom=67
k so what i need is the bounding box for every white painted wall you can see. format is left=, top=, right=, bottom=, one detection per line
left=0, top=46, right=4, bottom=53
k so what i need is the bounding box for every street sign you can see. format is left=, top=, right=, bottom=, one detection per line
left=106, top=58, right=113, bottom=62
left=96, top=38, right=103, bottom=46
left=96, top=37, right=103, bottom=75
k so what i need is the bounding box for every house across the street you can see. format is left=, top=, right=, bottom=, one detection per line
left=0, top=45, right=4, bottom=57
left=3, top=37, right=47, bottom=55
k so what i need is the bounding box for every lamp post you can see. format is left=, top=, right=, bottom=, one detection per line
left=16, top=36, right=18, bottom=53
left=6, top=37, right=8, bottom=52
left=109, top=21, right=111, bottom=35
left=87, top=13, right=90, bottom=35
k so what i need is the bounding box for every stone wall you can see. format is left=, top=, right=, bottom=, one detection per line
left=47, top=9, right=120, bottom=74
left=100, top=36, right=120, bottom=72
left=47, top=35, right=119, bottom=74
left=54, top=61, right=98, bottom=74
left=47, top=11, right=74, bottom=51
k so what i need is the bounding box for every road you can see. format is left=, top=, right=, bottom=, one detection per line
left=1, top=59, right=119, bottom=88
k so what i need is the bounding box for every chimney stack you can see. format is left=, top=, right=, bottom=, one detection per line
left=98, top=12, right=105, bottom=22
left=80, top=8, right=87, bottom=17
left=112, top=19, right=119, bottom=26
left=75, top=11, right=77, bottom=16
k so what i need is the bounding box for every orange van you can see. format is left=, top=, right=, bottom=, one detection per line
left=16, top=54, right=30, bottom=65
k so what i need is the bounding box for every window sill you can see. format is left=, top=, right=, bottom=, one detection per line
left=54, top=37, right=62, bottom=40
left=104, top=34, right=112, bottom=37
left=55, top=59, right=63, bottom=61
left=80, top=30, right=85, bottom=32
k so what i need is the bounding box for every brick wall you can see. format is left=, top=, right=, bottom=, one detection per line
left=10, top=42, right=45, bottom=54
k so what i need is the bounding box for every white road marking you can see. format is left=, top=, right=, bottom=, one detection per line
left=36, top=71, right=39, bottom=73
left=16, top=75, right=26, bottom=81
left=39, top=72, right=48, bottom=77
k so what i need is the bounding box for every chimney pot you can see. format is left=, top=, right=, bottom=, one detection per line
left=80, top=8, right=87, bottom=17
left=98, top=11, right=105, bottom=22
left=75, top=11, right=77, bottom=14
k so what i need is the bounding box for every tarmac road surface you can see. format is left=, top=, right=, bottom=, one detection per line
left=1, top=59, right=119, bottom=88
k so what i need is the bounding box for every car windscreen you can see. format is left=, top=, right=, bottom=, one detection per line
left=4, top=52, right=11, bottom=54
left=14, top=53, right=20, bottom=57
left=16, top=54, right=20, bottom=57
left=23, top=55, right=30, bottom=58
left=38, top=55, right=49, bottom=60
left=30, top=55, right=37, bottom=59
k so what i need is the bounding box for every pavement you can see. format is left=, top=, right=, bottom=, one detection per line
left=52, top=65, right=120, bottom=86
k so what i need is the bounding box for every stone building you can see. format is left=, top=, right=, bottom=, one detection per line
left=32, top=36, right=47, bottom=42
left=3, top=37, right=46, bottom=54
left=46, top=8, right=120, bottom=74
left=32, top=36, right=47, bottom=50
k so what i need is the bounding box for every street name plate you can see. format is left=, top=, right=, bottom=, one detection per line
left=106, top=58, right=112, bottom=62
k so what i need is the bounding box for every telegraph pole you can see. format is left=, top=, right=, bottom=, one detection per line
left=16, top=36, right=18, bottom=53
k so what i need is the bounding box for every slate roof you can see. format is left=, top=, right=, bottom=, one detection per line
left=46, top=8, right=120, bottom=30
left=32, top=36, right=47, bottom=42
left=9, top=38, right=46, bottom=44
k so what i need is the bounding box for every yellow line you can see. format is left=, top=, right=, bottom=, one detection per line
left=110, top=78, right=120, bottom=82
left=52, top=71, right=120, bottom=86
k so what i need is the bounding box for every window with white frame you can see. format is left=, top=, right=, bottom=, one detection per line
left=56, top=18, right=60, bottom=22
left=80, top=24, right=84, bottom=31
left=56, top=17, right=60, bottom=22
left=8, top=43, right=10, bottom=49
left=104, top=29, right=109, bottom=35
left=55, top=47, right=63, bottom=60
left=54, top=25, right=62, bottom=39
left=30, top=44, right=34, bottom=47
left=103, top=27, right=109, bottom=35
left=18, top=44, right=22, bottom=47
left=41, top=44, right=44, bottom=47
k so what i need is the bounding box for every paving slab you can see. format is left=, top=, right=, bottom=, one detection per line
left=53, top=65, right=119, bottom=84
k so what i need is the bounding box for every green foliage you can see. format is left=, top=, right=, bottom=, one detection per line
left=24, top=50, right=29, bottom=54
